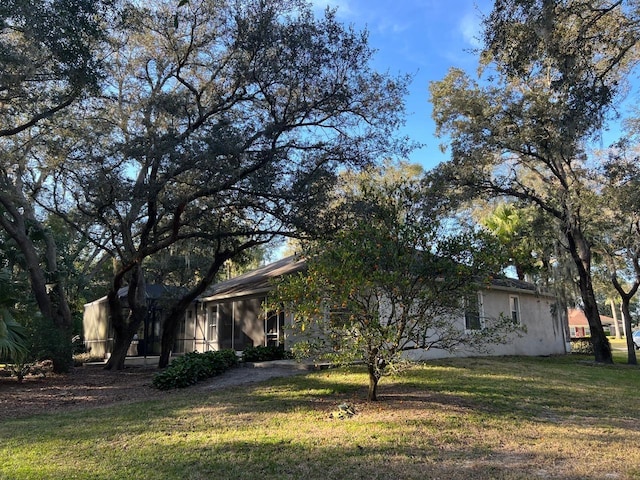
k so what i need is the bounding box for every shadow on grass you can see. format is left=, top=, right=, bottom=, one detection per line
left=121, top=439, right=597, bottom=480
left=2, top=432, right=611, bottom=480
left=3, top=356, right=640, bottom=479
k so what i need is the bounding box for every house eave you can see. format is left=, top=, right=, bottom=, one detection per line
left=200, top=287, right=273, bottom=303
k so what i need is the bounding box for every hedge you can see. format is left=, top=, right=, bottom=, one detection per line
left=152, top=349, right=238, bottom=390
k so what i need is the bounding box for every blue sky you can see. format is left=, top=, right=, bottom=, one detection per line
left=310, top=0, right=495, bottom=171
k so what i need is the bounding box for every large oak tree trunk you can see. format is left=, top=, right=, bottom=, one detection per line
left=104, top=265, right=147, bottom=370
left=566, top=228, right=612, bottom=364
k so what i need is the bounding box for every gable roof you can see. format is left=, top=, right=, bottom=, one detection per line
left=83, top=284, right=186, bottom=307
left=199, top=255, right=552, bottom=304
left=200, top=255, right=306, bottom=302
left=568, top=308, right=616, bottom=326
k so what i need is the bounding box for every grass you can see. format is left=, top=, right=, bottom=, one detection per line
left=2, top=355, right=640, bottom=480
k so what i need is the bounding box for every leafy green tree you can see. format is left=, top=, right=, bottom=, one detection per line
left=600, top=151, right=640, bottom=363
left=53, top=0, right=410, bottom=369
left=480, top=203, right=542, bottom=281
left=0, top=0, right=103, bottom=138
left=270, top=166, right=513, bottom=401
left=429, top=0, right=640, bottom=364
left=0, top=0, right=108, bottom=371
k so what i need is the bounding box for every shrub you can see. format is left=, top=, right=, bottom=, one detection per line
left=242, top=345, right=293, bottom=362
left=152, top=349, right=238, bottom=390
left=23, top=314, right=73, bottom=373
left=570, top=337, right=594, bottom=355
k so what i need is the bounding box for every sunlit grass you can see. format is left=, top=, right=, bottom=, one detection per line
left=2, top=355, right=640, bottom=479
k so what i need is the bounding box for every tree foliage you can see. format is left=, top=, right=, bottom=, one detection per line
left=429, top=0, right=640, bottom=364
left=480, top=202, right=545, bottom=281
left=0, top=269, right=28, bottom=363
left=270, top=165, right=514, bottom=401
left=0, top=0, right=108, bottom=371
left=46, top=0, right=410, bottom=369
left=0, top=0, right=104, bottom=137
left=600, top=147, right=640, bottom=363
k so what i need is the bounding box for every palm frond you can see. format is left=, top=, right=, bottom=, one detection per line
left=0, top=307, right=29, bottom=363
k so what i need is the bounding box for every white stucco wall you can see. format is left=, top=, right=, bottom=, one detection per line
left=404, top=286, right=567, bottom=361
left=82, top=299, right=111, bottom=358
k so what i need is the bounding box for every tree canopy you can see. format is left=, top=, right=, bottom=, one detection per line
left=270, top=164, right=514, bottom=401
left=0, top=0, right=109, bottom=371
left=429, top=0, right=640, bottom=363
left=38, top=0, right=411, bottom=369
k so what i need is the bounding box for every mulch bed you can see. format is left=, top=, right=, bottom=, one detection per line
left=0, top=364, right=166, bottom=420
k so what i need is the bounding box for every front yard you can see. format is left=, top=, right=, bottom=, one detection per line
left=1, top=354, right=640, bottom=479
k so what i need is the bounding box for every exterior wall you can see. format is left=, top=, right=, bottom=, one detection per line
left=83, top=296, right=171, bottom=358
left=83, top=300, right=112, bottom=358
left=481, top=288, right=565, bottom=356
left=394, top=287, right=567, bottom=361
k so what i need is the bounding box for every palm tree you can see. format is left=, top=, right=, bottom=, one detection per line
left=481, top=203, right=539, bottom=281
left=0, top=269, right=28, bottom=363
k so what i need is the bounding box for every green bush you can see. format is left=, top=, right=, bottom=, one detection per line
left=242, top=345, right=293, bottom=362
left=23, top=315, right=73, bottom=373
left=570, top=337, right=594, bottom=355
left=152, top=349, right=238, bottom=390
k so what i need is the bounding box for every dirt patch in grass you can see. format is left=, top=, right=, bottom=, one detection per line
left=0, top=363, right=308, bottom=420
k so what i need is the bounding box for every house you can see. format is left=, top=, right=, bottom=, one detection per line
left=568, top=308, right=618, bottom=338
left=407, top=277, right=568, bottom=360
left=174, top=256, right=306, bottom=353
left=83, top=256, right=569, bottom=359
left=183, top=257, right=568, bottom=358
left=82, top=257, right=306, bottom=359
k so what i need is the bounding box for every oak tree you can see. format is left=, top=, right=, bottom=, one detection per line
left=429, top=0, right=640, bottom=363
left=54, top=0, right=410, bottom=369
left=0, top=0, right=107, bottom=370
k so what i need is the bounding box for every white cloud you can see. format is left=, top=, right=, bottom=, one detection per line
left=459, top=11, right=482, bottom=48
left=309, top=0, right=354, bottom=18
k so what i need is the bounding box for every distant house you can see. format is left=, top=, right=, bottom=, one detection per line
left=83, top=256, right=569, bottom=359
left=568, top=308, right=618, bottom=338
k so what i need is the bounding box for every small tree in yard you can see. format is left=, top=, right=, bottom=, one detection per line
left=270, top=166, right=517, bottom=401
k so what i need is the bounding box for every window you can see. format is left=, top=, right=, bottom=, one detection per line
left=207, top=305, right=218, bottom=343
left=509, top=296, right=520, bottom=325
left=465, top=292, right=484, bottom=331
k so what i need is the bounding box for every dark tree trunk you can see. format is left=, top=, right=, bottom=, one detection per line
left=621, top=298, right=637, bottom=365
left=566, top=228, right=613, bottom=364
left=367, top=364, right=380, bottom=402
left=105, top=265, right=147, bottom=370
left=612, top=273, right=639, bottom=366
left=158, top=294, right=196, bottom=369
left=0, top=203, right=74, bottom=372
left=158, top=247, right=249, bottom=368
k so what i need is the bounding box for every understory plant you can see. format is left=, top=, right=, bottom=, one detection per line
left=241, top=345, right=293, bottom=362
left=152, top=349, right=238, bottom=390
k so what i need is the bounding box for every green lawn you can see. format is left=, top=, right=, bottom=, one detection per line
left=2, top=355, right=640, bottom=480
